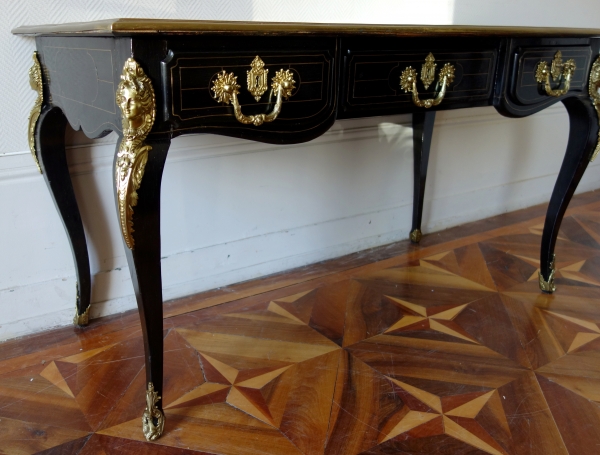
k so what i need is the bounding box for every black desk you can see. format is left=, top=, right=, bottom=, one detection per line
left=12, top=19, right=600, bottom=440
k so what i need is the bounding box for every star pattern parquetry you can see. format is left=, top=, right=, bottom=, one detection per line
left=381, top=378, right=510, bottom=455
left=166, top=353, right=293, bottom=427
left=4, top=194, right=600, bottom=454
left=544, top=310, right=600, bottom=353
left=384, top=296, right=479, bottom=343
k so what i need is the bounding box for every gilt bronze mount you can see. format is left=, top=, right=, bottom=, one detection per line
left=73, top=282, right=90, bottom=326
left=539, top=254, right=556, bottom=293
left=410, top=228, right=423, bottom=244
left=115, top=58, right=156, bottom=250
left=589, top=56, right=600, bottom=162
left=247, top=56, right=269, bottom=101
left=27, top=52, right=43, bottom=173
left=142, top=382, right=165, bottom=441
left=420, top=53, right=437, bottom=90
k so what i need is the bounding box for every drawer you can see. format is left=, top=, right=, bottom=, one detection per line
left=161, top=37, right=337, bottom=143
left=340, top=38, right=499, bottom=117
left=510, top=45, right=593, bottom=105
left=494, top=38, right=599, bottom=117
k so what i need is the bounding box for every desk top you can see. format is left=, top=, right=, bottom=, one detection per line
left=12, top=18, right=600, bottom=38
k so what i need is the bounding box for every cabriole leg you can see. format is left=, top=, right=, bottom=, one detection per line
left=36, top=106, right=92, bottom=325
left=115, top=136, right=170, bottom=440
left=114, top=57, right=168, bottom=440
left=411, top=110, right=436, bottom=243
left=539, top=97, right=599, bottom=293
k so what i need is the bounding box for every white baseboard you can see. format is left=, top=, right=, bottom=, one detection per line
left=2, top=105, right=599, bottom=341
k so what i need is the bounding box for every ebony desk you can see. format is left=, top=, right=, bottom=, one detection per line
left=12, top=19, right=600, bottom=440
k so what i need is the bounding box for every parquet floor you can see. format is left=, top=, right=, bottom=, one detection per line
left=2, top=192, right=600, bottom=455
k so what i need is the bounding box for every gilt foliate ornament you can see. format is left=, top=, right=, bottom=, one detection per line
left=272, top=69, right=296, bottom=99
left=400, top=67, right=418, bottom=93
left=142, top=382, right=165, bottom=440
left=28, top=52, right=43, bottom=173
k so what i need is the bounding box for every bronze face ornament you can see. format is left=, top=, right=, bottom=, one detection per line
left=115, top=58, right=156, bottom=250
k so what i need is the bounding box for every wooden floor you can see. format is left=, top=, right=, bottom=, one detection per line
left=3, top=192, right=600, bottom=455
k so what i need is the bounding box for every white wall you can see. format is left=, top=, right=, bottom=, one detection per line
left=2, top=0, right=600, bottom=340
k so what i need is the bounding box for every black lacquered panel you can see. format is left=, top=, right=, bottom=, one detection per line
left=35, top=36, right=131, bottom=138
left=172, top=54, right=328, bottom=119
left=162, top=38, right=337, bottom=143
left=340, top=39, right=499, bottom=117
left=512, top=46, right=592, bottom=105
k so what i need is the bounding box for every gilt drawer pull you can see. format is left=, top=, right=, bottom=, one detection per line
left=400, top=53, right=455, bottom=108
left=212, top=63, right=296, bottom=126
left=535, top=51, right=576, bottom=97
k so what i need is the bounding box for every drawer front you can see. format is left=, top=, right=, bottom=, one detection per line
left=162, top=39, right=337, bottom=142
left=511, top=46, right=592, bottom=105
left=341, top=44, right=498, bottom=117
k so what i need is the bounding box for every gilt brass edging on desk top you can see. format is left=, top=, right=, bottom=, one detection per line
left=12, top=19, right=600, bottom=37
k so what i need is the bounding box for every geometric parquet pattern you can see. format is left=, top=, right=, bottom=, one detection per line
left=2, top=194, right=600, bottom=454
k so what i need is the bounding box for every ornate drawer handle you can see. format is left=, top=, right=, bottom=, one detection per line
left=535, top=51, right=576, bottom=97
left=212, top=67, right=295, bottom=126
left=400, top=53, right=455, bottom=108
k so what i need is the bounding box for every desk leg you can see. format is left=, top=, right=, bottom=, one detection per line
left=36, top=106, right=91, bottom=326
left=539, top=97, right=599, bottom=293
left=411, top=111, right=436, bottom=244
left=115, top=137, right=170, bottom=440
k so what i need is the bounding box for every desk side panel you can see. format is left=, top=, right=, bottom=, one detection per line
left=35, top=35, right=132, bottom=138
